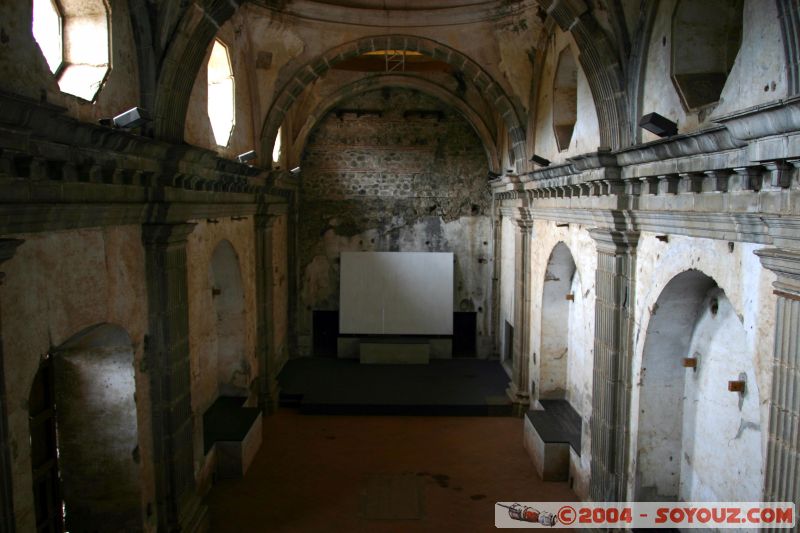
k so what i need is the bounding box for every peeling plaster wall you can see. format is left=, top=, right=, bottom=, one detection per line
left=184, top=11, right=258, bottom=161
left=297, top=88, right=492, bottom=354
left=0, top=0, right=140, bottom=124
left=627, top=234, right=776, bottom=500
left=0, top=226, right=153, bottom=532
left=641, top=0, right=786, bottom=141
left=186, top=220, right=257, bottom=485
left=533, top=31, right=601, bottom=165
left=526, top=221, right=596, bottom=499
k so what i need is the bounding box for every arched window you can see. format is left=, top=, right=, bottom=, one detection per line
left=553, top=47, right=578, bottom=152
left=31, top=0, right=111, bottom=102
left=208, top=39, right=235, bottom=147
left=272, top=127, right=282, bottom=168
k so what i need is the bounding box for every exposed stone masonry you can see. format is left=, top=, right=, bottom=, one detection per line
left=296, top=88, right=491, bottom=354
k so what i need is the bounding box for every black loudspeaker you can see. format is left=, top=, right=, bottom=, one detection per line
left=638, top=112, right=678, bottom=138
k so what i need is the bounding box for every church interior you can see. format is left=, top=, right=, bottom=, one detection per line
left=1, top=0, right=799, bottom=530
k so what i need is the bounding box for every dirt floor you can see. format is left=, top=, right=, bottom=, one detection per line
left=206, top=410, right=576, bottom=532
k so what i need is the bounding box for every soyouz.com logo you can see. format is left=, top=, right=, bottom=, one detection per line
left=494, top=502, right=797, bottom=528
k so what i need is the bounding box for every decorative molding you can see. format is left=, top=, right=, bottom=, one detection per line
left=713, top=96, right=800, bottom=142
left=755, top=247, right=800, bottom=294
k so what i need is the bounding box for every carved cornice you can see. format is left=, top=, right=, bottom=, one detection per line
left=142, top=222, right=197, bottom=246
left=0, top=90, right=270, bottom=195
left=589, top=228, right=639, bottom=254
left=615, top=125, right=744, bottom=167
left=755, top=247, right=800, bottom=294
left=713, top=96, right=800, bottom=142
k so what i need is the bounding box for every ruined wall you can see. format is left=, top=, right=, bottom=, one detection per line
left=297, top=88, right=491, bottom=354
left=0, top=226, right=153, bottom=532
left=186, top=220, right=257, bottom=487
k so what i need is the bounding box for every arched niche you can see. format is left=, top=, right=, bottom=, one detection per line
left=29, top=323, right=142, bottom=532
left=552, top=47, right=578, bottom=152
left=539, top=242, right=577, bottom=400
left=671, top=0, right=743, bottom=110
left=636, top=270, right=762, bottom=502
left=209, top=239, right=249, bottom=397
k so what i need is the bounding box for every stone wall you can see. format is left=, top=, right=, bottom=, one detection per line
left=297, top=88, right=492, bottom=354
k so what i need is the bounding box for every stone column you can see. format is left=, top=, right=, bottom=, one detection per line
left=255, top=211, right=278, bottom=412
left=588, top=229, right=638, bottom=502
left=141, top=223, right=206, bottom=532
left=507, top=217, right=533, bottom=410
left=755, top=248, right=800, bottom=517
left=0, top=240, right=23, bottom=533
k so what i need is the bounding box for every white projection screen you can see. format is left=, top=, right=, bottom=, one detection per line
left=339, top=252, right=454, bottom=335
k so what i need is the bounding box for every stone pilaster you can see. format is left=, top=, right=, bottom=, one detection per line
left=755, top=248, right=800, bottom=518
left=507, top=217, right=533, bottom=410
left=588, top=229, right=638, bottom=502
left=0, top=240, right=23, bottom=533
left=141, top=223, right=206, bottom=533
left=255, top=211, right=278, bottom=413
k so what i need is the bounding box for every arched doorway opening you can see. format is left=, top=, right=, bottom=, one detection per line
left=30, top=323, right=142, bottom=532
left=210, top=239, right=249, bottom=398
left=539, top=242, right=578, bottom=400
left=636, top=270, right=762, bottom=502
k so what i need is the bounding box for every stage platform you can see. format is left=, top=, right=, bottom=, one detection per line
left=278, top=357, right=513, bottom=416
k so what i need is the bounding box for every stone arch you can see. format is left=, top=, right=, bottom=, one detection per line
left=287, top=74, right=501, bottom=172
left=776, top=0, right=800, bottom=96
left=635, top=269, right=762, bottom=502
left=539, top=242, right=578, bottom=400
left=260, top=35, right=527, bottom=168
left=152, top=0, right=242, bottom=143
left=209, top=239, right=249, bottom=397
left=539, top=0, right=631, bottom=150
left=30, top=323, right=142, bottom=532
